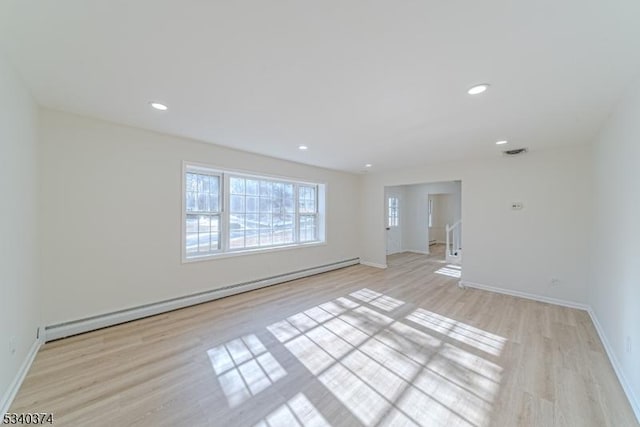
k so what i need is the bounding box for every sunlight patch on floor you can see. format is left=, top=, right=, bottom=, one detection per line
left=435, top=265, right=462, bottom=278
left=350, top=288, right=405, bottom=312
left=429, top=344, right=502, bottom=395
left=318, top=297, right=359, bottom=316
left=253, top=393, right=330, bottom=427
left=285, top=335, right=335, bottom=375
left=207, top=334, right=287, bottom=408
left=319, top=363, right=390, bottom=425
left=406, top=308, right=506, bottom=356
left=262, top=289, right=504, bottom=426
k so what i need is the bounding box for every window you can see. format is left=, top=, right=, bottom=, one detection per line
left=184, top=163, right=324, bottom=260
left=228, top=176, right=296, bottom=250
left=298, top=185, right=318, bottom=242
left=388, top=196, right=399, bottom=227
left=185, top=170, right=221, bottom=256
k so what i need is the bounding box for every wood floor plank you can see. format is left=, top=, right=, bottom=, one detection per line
left=10, top=245, right=638, bottom=426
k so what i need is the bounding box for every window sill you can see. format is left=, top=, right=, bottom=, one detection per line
left=182, top=241, right=327, bottom=263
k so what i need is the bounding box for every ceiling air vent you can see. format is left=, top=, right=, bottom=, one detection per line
left=503, top=148, right=528, bottom=156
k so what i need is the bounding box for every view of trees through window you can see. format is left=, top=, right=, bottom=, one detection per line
left=185, top=172, right=221, bottom=255
left=184, top=166, right=321, bottom=259
left=298, top=185, right=317, bottom=242
left=229, top=176, right=296, bottom=249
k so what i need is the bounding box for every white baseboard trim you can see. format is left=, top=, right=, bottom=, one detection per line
left=459, top=279, right=638, bottom=422
left=360, top=261, right=388, bottom=269
left=45, top=258, right=360, bottom=342
left=1, top=336, right=43, bottom=417
left=588, top=308, right=640, bottom=422
left=458, top=280, right=590, bottom=311
left=404, top=250, right=430, bottom=255
left=386, top=250, right=403, bottom=256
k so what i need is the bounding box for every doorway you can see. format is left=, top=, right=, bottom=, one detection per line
left=428, top=193, right=456, bottom=260
left=384, top=181, right=462, bottom=263
left=385, top=189, right=402, bottom=255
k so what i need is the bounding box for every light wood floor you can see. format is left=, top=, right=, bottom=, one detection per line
left=11, top=247, right=638, bottom=426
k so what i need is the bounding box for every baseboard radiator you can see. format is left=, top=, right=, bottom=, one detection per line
left=45, top=257, right=360, bottom=342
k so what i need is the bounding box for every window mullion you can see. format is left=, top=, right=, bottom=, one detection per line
left=243, top=191, right=247, bottom=249
left=294, top=184, right=300, bottom=243
left=222, top=173, right=230, bottom=252
left=314, top=185, right=319, bottom=241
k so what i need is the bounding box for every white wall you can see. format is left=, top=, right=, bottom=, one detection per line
left=0, top=55, right=40, bottom=409
left=39, top=109, right=361, bottom=326
left=403, top=181, right=461, bottom=253
left=360, top=146, right=591, bottom=303
left=590, top=77, right=640, bottom=416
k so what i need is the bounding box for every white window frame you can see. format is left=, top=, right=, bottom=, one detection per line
left=226, top=174, right=298, bottom=252
left=388, top=196, right=399, bottom=228
left=298, top=184, right=319, bottom=243
left=182, top=162, right=326, bottom=262
left=184, top=166, right=223, bottom=258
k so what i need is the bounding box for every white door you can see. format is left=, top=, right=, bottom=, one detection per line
left=386, top=193, right=402, bottom=255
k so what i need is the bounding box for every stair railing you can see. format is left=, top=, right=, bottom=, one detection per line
left=445, top=220, right=462, bottom=261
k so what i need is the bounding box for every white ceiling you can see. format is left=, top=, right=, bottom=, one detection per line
left=2, top=0, right=640, bottom=173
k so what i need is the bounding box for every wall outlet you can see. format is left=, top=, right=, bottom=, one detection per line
left=511, top=202, right=524, bottom=210
left=626, top=336, right=632, bottom=353
left=550, top=278, right=560, bottom=287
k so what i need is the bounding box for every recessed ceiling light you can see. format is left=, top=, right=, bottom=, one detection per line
left=365, top=164, right=372, bottom=168
left=467, top=84, right=490, bottom=95
left=150, top=102, right=168, bottom=111
left=298, top=145, right=308, bottom=150
left=495, top=140, right=508, bottom=145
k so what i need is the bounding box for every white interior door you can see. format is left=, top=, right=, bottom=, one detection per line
left=386, top=193, right=402, bottom=255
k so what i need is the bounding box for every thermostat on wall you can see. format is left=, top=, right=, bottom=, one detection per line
left=511, top=202, right=523, bottom=210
